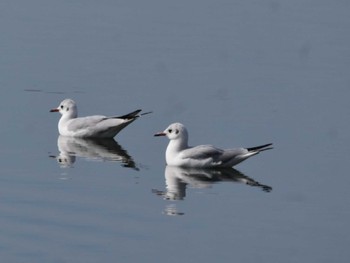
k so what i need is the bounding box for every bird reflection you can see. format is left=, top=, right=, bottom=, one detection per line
left=50, top=135, right=138, bottom=169
left=153, top=166, right=272, bottom=201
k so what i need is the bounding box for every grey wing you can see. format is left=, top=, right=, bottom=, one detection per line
left=66, top=116, right=106, bottom=131
left=181, top=145, right=224, bottom=160
left=220, top=148, right=249, bottom=160
left=219, top=148, right=256, bottom=166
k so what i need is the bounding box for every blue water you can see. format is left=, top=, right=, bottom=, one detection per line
left=0, top=0, right=349, bottom=262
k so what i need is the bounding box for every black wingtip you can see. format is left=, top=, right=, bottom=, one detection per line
left=117, top=109, right=153, bottom=120
left=247, top=143, right=273, bottom=152
left=140, top=111, right=153, bottom=116
left=116, top=109, right=142, bottom=119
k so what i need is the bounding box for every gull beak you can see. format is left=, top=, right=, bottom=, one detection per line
left=50, top=108, right=59, bottom=112
left=154, top=132, right=166, bottom=137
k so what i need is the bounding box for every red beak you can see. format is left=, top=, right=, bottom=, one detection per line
left=154, top=132, right=166, bottom=137
left=50, top=108, right=59, bottom=112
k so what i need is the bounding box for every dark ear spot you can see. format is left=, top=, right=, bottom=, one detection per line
left=175, top=129, right=179, bottom=134
left=66, top=107, right=69, bottom=111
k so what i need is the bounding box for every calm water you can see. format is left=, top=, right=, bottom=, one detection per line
left=1, top=0, right=350, bottom=262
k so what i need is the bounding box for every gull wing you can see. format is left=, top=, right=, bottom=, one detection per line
left=66, top=115, right=107, bottom=131
left=180, top=145, right=224, bottom=160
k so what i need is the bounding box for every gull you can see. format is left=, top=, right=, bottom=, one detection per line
left=50, top=98, right=150, bottom=138
left=154, top=122, right=273, bottom=168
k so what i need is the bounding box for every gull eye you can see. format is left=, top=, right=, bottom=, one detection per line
left=168, top=129, right=172, bottom=133
left=60, top=105, right=64, bottom=109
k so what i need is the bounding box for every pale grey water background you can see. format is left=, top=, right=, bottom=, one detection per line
left=1, top=0, right=350, bottom=262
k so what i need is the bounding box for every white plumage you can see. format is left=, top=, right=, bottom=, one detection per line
left=50, top=99, right=146, bottom=138
left=155, top=122, right=273, bottom=168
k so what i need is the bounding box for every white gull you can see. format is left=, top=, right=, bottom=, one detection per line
left=154, top=122, right=273, bottom=168
left=50, top=98, right=149, bottom=138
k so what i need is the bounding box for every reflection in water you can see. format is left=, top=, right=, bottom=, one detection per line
left=163, top=204, right=185, bottom=216
left=153, top=166, right=272, bottom=215
left=50, top=135, right=138, bottom=169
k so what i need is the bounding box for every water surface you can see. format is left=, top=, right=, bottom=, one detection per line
left=0, top=0, right=349, bottom=262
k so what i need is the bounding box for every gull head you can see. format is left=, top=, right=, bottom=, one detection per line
left=50, top=98, right=78, bottom=118
left=154, top=122, right=188, bottom=142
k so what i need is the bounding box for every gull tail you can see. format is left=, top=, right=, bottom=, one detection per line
left=247, top=143, right=273, bottom=153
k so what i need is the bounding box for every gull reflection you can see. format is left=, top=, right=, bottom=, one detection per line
left=154, top=166, right=272, bottom=200
left=153, top=166, right=272, bottom=215
left=50, top=135, right=138, bottom=169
